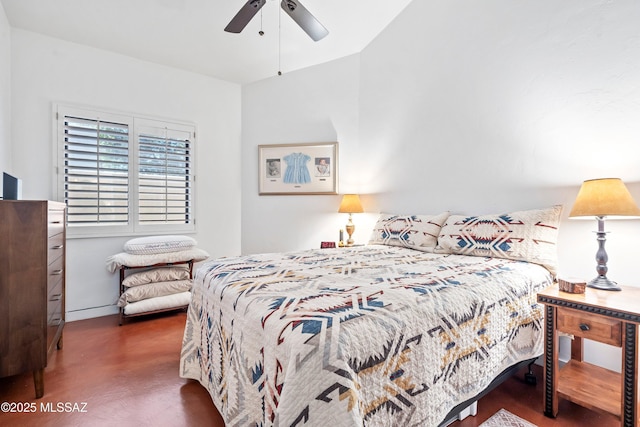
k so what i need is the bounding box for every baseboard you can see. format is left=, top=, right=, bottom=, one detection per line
left=66, top=305, right=119, bottom=322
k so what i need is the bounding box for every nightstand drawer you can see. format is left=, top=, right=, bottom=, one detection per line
left=557, top=307, right=621, bottom=347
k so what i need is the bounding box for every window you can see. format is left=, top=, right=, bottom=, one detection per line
left=61, top=111, right=131, bottom=227
left=136, top=119, right=193, bottom=226
left=56, top=105, right=196, bottom=237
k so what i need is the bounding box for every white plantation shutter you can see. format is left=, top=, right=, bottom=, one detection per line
left=136, top=120, right=193, bottom=226
left=62, top=112, right=131, bottom=227
left=56, top=105, right=196, bottom=237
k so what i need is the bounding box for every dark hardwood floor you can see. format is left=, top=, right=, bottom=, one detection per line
left=0, top=312, right=618, bottom=426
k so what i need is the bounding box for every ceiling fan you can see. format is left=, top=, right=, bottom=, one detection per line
left=225, top=0, right=329, bottom=42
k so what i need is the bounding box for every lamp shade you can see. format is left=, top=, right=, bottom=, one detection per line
left=338, top=194, right=364, bottom=214
left=569, top=178, right=640, bottom=218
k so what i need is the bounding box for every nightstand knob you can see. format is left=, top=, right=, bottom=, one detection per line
left=579, top=323, right=590, bottom=331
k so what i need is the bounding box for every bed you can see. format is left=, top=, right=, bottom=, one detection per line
left=180, top=206, right=562, bottom=426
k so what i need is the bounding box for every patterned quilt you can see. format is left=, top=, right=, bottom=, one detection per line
left=180, top=245, right=551, bottom=426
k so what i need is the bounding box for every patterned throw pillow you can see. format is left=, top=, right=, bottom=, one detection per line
left=368, top=212, right=450, bottom=252
left=437, top=205, right=563, bottom=274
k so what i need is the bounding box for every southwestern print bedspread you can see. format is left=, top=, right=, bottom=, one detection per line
left=180, top=245, right=551, bottom=426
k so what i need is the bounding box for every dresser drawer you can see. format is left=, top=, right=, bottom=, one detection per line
left=48, top=209, right=65, bottom=237
left=557, top=307, right=621, bottom=346
left=47, top=255, right=64, bottom=288
left=47, top=279, right=64, bottom=315
left=48, top=232, right=65, bottom=264
left=46, top=302, right=63, bottom=353
left=47, top=301, right=63, bottom=326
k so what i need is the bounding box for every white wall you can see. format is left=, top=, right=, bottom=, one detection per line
left=358, top=0, right=640, bottom=282
left=241, top=55, right=365, bottom=254
left=0, top=2, right=10, bottom=179
left=10, top=29, right=242, bottom=320
left=242, top=1, right=640, bottom=371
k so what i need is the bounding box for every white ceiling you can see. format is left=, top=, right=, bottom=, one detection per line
left=0, top=0, right=413, bottom=84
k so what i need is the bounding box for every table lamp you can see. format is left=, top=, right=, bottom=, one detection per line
left=569, top=178, right=640, bottom=291
left=338, top=194, right=364, bottom=246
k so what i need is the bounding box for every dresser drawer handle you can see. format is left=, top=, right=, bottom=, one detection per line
left=579, top=323, right=590, bottom=331
left=51, top=245, right=64, bottom=250
left=51, top=269, right=63, bottom=275
left=50, top=294, right=62, bottom=301
left=51, top=221, right=62, bottom=224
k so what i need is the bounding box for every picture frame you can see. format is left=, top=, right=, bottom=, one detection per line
left=259, top=142, right=338, bottom=195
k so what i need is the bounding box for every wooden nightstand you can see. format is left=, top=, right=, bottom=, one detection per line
left=537, top=285, right=640, bottom=426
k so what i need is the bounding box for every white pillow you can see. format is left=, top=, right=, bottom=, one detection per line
left=117, top=279, right=192, bottom=307
left=124, top=235, right=196, bottom=255
left=122, top=266, right=191, bottom=287
left=368, top=212, right=450, bottom=253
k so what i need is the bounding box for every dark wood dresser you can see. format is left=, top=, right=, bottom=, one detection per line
left=0, top=200, right=66, bottom=398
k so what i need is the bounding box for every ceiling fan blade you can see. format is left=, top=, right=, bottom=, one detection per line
left=224, top=0, right=267, bottom=33
left=280, top=0, right=329, bottom=41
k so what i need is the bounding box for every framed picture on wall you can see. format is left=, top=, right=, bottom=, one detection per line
left=258, top=142, right=338, bottom=195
